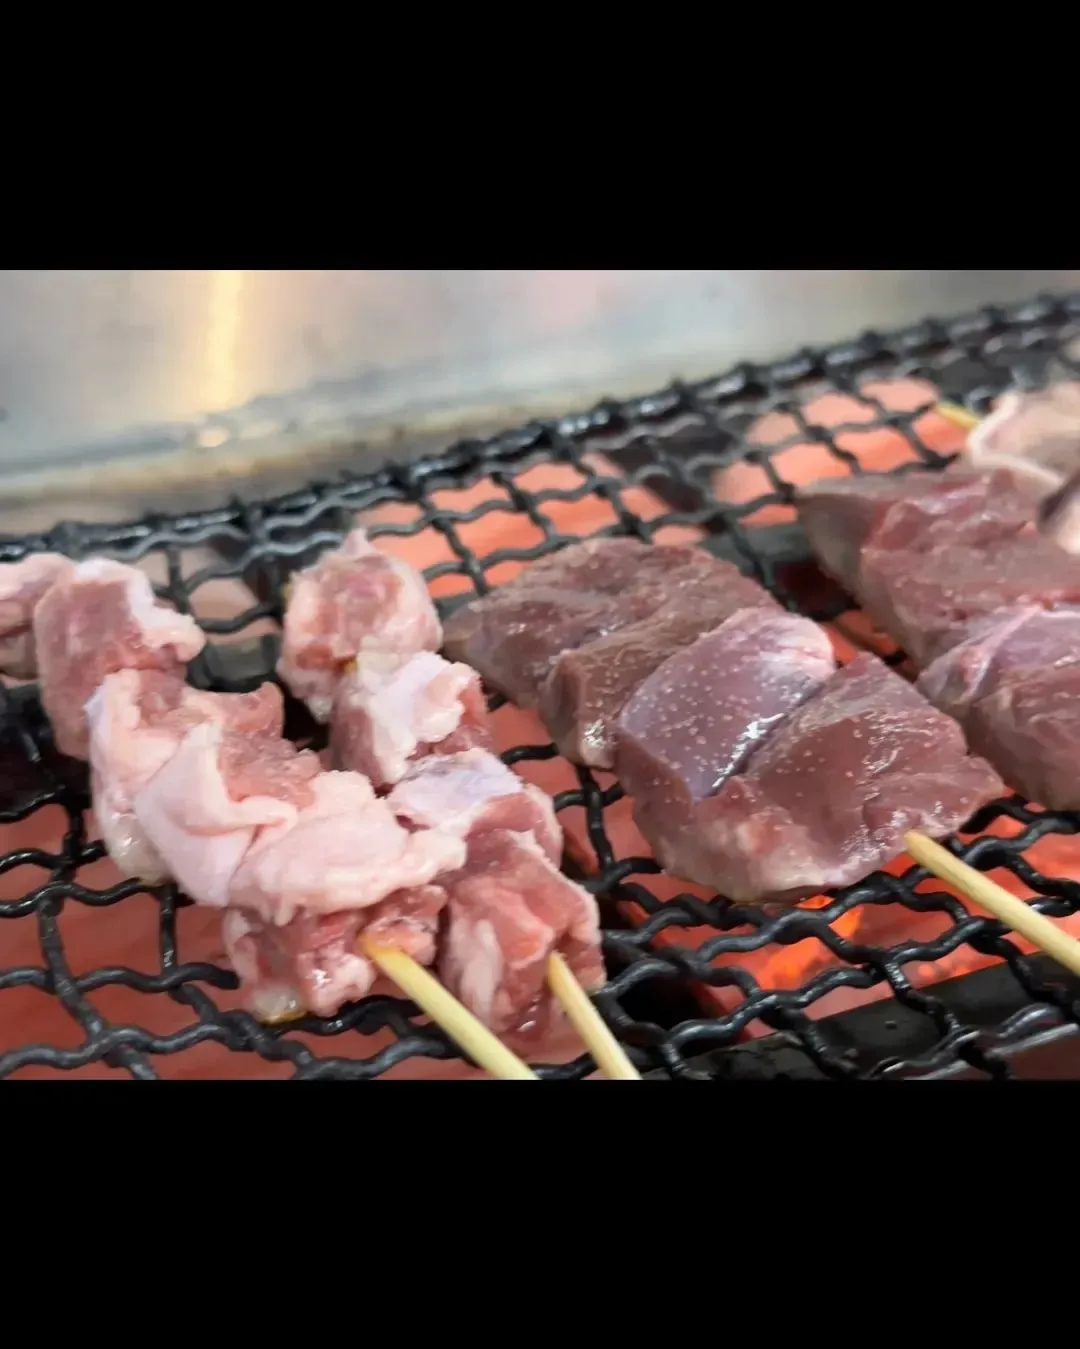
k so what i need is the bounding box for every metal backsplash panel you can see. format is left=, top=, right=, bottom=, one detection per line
left=0, top=271, right=1077, bottom=516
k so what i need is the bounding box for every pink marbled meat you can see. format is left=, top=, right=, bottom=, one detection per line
left=227, top=771, right=466, bottom=926
left=86, top=669, right=288, bottom=883
left=131, top=718, right=321, bottom=909
left=223, top=884, right=447, bottom=1022
left=277, top=529, right=441, bottom=721
left=439, top=828, right=604, bottom=1039
left=33, top=557, right=206, bottom=759
left=387, top=748, right=562, bottom=864
left=330, top=649, right=491, bottom=789
left=0, top=553, right=74, bottom=678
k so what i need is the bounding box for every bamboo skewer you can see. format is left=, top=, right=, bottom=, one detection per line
left=362, top=940, right=643, bottom=1081
left=546, top=952, right=642, bottom=1080
left=936, top=401, right=981, bottom=431
left=361, top=939, right=540, bottom=1080
left=904, top=832, right=1080, bottom=979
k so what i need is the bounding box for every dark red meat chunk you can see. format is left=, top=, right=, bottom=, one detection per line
left=614, top=608, right=836, bottom=832
left=538, top=567, right=777, bottom=769
left=917, top=605, right=1080, bottom=810
left=441, top=538, right=746, bottom=710
left=639, top=654, right=1004, bottom=905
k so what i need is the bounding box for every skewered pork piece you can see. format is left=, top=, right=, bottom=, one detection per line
left=87, top=667, right=472, bottom=1018
left=275, top=529, right=492, bottom=786
left=438, top=826, right=604, bottom=1039
left=0, top=553, right=74, bottom=678
left=222, top=885, right=448, bottom=1023
left=11, top=536, right=603, bottom=1041
left=0, top=552, right=206, bottom=758
left=223, top=749, right=600, bottom=1031
left=385, top=748, right=562, bottom=864
left=330, top=649, right=492, bottom=788
left=87, top=658, right=595, bottom=1029
left=386, top=750, right=602, bottom=1037
left=86, top=669, right=289, bottom=883
left=226, top=770, right=465, bottom=925
left=277, top=528, right=441, bottom=722
left=33, top=558, right=207, bottom=759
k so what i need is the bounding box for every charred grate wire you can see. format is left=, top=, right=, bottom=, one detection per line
left=4, top=291, right=1080, bottom=1081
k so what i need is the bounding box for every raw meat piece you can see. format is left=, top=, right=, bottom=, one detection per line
left=614, top=608, right=837, bottom=836
left=639, top=654, right=1004, bottom=905
left=330, top=650, right=492, bottom=789
left=797, top=470, right=972, bottom=593
left=438, top=828, right=604, bottom=1038
left=961, top=383, right=1080, bottom=551
left=32, top=557, right=207, bottom=759
left=965, top=383, right=1080, bottom=492
left=132, top=719, right=322, bottom=908
left=386, top=748, right=562, bottom=864
left=223, top=884, right=446, bottom=1022
left=798, top=468, right=1080, bottom=666
left=227, top=771, right=467, bottom=926
left=277, top=528, right=441, bottom=721
left=860, top=488, right=1080, bottom=666
left=917, top=605, right=1080, bottom=810
left=797, top=467, right=1039, bottom=598
left=442, top=537, right=744, bottom=708
left=0, top=553, right=73, bottom=678
left=86, top=670, right=287, bottom=883
left=538, top=569, right=778, bottom=769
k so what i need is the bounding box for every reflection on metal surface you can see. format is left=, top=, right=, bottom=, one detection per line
left=202, top=270, right=247, bottom=420
left=0, top=270, right=1078, bottom=494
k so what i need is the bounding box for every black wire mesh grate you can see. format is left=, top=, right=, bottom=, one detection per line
left=5, top=291, right=1080, bottom=1080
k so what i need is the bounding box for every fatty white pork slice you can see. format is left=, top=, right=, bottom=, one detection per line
left=222, top=772, right=467, bottom=1021
left=227, top=772, right=467, bottom=925
left=130, top=712, right=324, bottom=908
left=386, top=747, right=562, bottom=865
left=87, top=670, right=469, bottom=1024
left=223, top=747, right=568, bottom=1024
left=86, top=669, right=291, bottom=884
left=330, top=649, right=492, bottom=789
left=277, top=528, right=442, bottom=722
left=33, top=557, right=207, bottom=759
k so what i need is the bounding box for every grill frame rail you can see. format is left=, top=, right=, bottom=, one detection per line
left=3, top=290, right=1080, bottom=1081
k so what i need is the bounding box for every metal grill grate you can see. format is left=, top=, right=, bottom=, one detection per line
left=5, top=291, right=1080, bottom=1081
